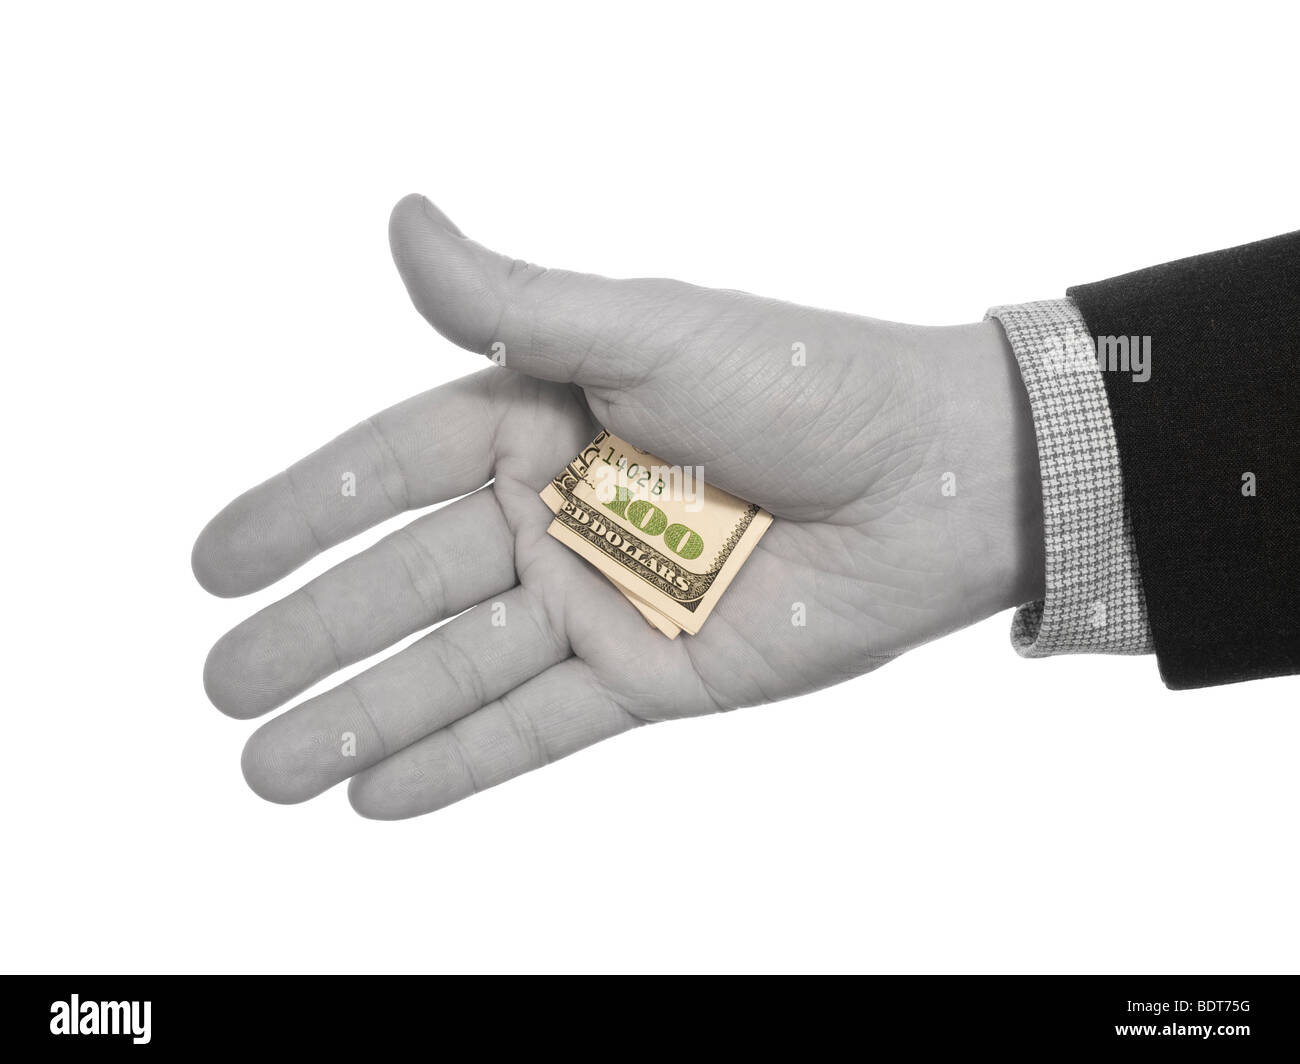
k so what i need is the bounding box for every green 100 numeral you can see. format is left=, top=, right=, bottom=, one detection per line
left=603, top=488, right=703, bottom=560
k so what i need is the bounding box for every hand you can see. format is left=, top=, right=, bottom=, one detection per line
left=193, top=194, right=1044, bottom=819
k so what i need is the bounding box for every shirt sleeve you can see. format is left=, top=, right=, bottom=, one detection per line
left=985, top=298, right=1153, bottom=656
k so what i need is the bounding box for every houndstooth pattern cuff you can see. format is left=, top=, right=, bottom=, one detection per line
left=986, top=298, right=1153, bottom=656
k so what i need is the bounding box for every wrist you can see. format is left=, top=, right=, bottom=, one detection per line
left=935, top=318, right=1046, bottom=615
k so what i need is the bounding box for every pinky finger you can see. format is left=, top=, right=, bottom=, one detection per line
left=347, top=659, right=640, bottom=820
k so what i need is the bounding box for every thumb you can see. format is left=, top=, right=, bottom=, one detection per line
left=388, top=193, right=703, bottom=389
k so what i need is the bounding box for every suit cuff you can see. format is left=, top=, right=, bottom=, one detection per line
left=986, top=298, right=1153, bottom=656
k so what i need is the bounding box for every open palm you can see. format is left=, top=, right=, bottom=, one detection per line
left=193, top=195, right=1042, bottom=818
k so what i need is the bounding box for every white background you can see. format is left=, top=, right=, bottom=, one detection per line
left=3, top=1, right=1297, bottom=973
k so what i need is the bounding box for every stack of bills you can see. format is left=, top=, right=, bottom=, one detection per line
left=539, top=430, right=772, bottom=638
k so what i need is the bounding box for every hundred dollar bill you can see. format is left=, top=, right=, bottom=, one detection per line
left=541, top=482, right=683, bottom=636
left=539, top=452, right=685, bottom=635
left=539, top=430, right=772, bottom=636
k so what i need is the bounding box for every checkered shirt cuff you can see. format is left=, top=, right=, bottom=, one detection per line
left=986, top=298, right=1153, bottom=656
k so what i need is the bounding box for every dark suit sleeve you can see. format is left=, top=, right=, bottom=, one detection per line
left=1067, top=232, right=1300, bottom=689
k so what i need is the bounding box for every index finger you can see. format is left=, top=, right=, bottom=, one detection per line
left=192, top=370, right=498, bottom=597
